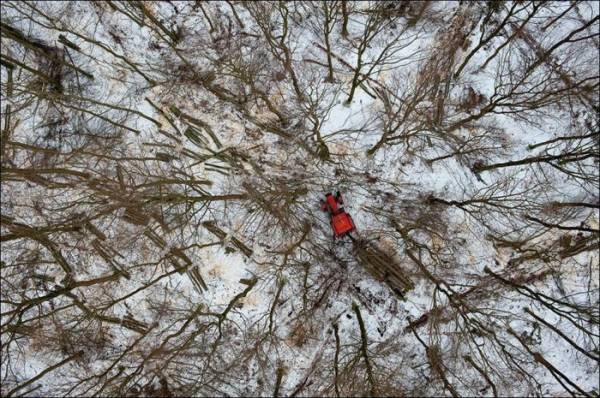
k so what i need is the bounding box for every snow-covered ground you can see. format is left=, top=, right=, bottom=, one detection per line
left=1, top=1, right=598, bottom=397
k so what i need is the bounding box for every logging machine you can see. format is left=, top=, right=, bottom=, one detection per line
left=320, top=191, right=356, bottom=239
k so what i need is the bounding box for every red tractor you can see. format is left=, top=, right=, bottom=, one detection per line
left=320, top=191, right=356, bottom=239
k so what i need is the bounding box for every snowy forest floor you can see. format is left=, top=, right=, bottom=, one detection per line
left=1, top=1, right=599, bottom=397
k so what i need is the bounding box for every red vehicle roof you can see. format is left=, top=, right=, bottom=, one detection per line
left=331, top=212, right=355, bottom=237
